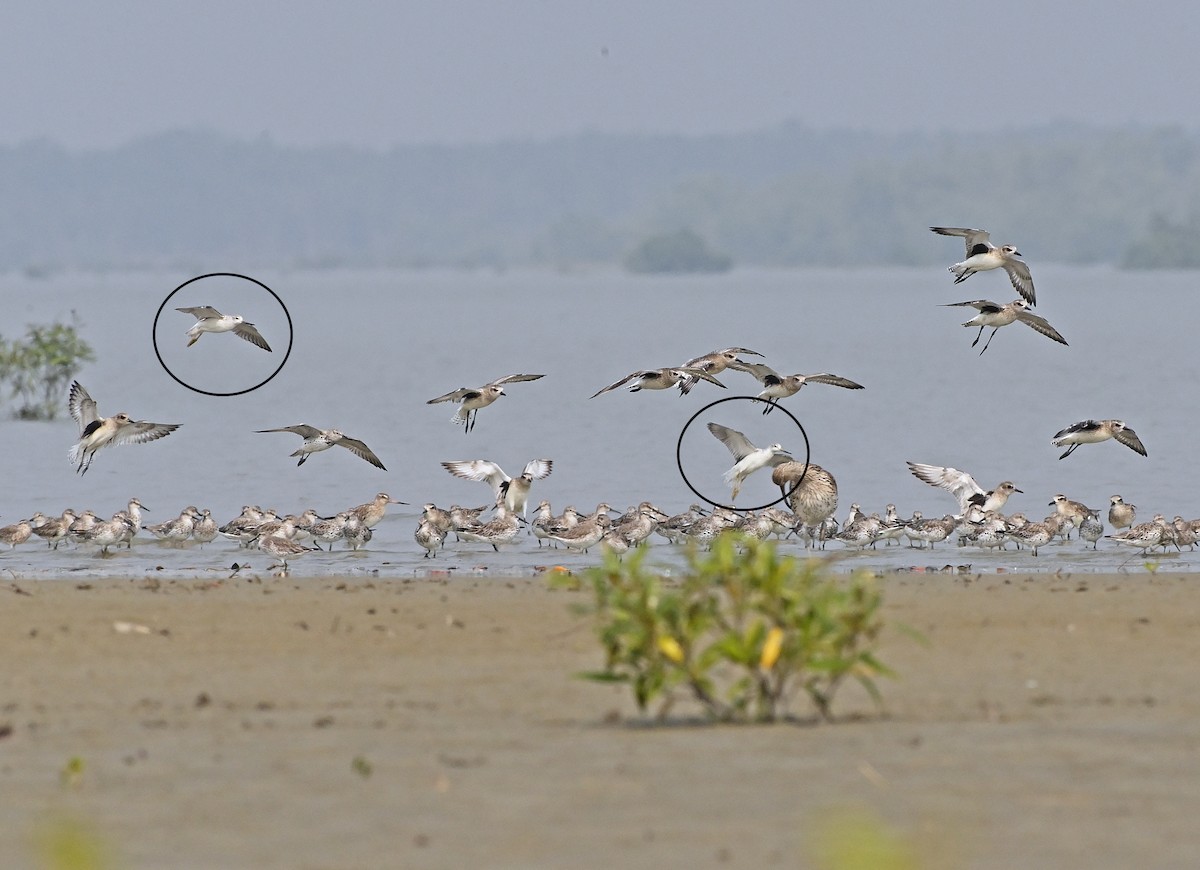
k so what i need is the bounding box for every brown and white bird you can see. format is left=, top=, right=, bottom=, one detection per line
left=942, top=299, right=1066, bottom=355
left=440, top=459, right=552, bottom=519
left=1006, top=515, right=1058, bottom=556
left=426, top=373, right=544, bottom=432
left=611, top=502, right=667, bottom=548
left=677, top=347, right=763, bottom=395
left=456, top=505, right=521, bottom=552
left=255, top=424, right=386, bottom=469
left=144, top=506, right=200, bottom=546
left=1049, top=494, right=1093, bottom=529
left=589, top=366, right=726, bottom=398
left=546, top=505, right=614, bottom=553
left=308, top=512, right=351, bottom=551
left=727, top=361, right=864, bottom=413
left=1108, top=495, right=1137, bottom=531
left=68, top=381, right=181, bottom=475
left=771, top=462, right=839, bottom=546
left=1052, top=419, right=1147, bottom=460
left=255, top=533, right=318, bottom=573
left=930, top=226, right=1036, bottom=306
left=415, top=520, right=447, bottom=558
left=33, top=509, right=77, bottom=549
left=348, top=492, right=405, bottom=528
left=192, top=509, right=218, bottom=545
left=1106, top=515, right=1174, bottom=553
left=0, top=518, right=35, bottom=550
left=80, top=513, right=136, bottom=555
left=528, top=500, right=556, bottom=547
left=906, top=461, right=1022, bottom=515
left=176, top=306, right=271, bottom=351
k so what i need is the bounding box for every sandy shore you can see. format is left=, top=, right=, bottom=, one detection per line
left=2, top=570, right=1199, bottom=869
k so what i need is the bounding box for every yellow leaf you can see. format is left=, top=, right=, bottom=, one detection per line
left=657, top=636, right=685, bottom=663
left=760, top=627, right=784, bottom=670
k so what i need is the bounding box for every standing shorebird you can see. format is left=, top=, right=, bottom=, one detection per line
left=0, top=518, right=35, bottom=550
left=707, top=422, right=794, bottom=501
left=941, top=299, right=1067, bottom=355
left=906, top=461, right=1022, bottom=515
left=192, top=509, right=218, bottom=545
left=414, top=520, right=448, bottom=558
left=80, top=514, right=135, bottom=556
left=1106, top=516, right=1174, bottom=554
left=342, top=513, right=374, bottom=551
left=771, top=462, right=838, bottom=545
left=34, top=509, right=77, bottom=549
left=67, top=381, right=182, bottom=475
left=677, top=347, right=764, bottom=395
left=440, top=459, right=552, bottom=519
left=1052, top=419, right=1147, bottom=460
left=1108, top=495, right=1137, bottom=530
left=308, top=513, right=350, bottom=551
left=456, top=506, right=521, bottom=552
left=727, top=361, right=864, bottom=413
left=1079, top=512, right=1105, bottom=549
left=930, top=226, right=1036, bottom=306
left=589, top=367, right=726, bottom=398
left=529, top=500, right=558, bottom=548
left=144, top=506, right=200, bottom=546
left=546, top=505, right=614, bottom=553
left=1049, top=494, right=1094, bottom=531
left=255, top=533, right=318, bottom=573
left=348, top=492, right=405, bottom=528
left=426, top=374, right=544, bottom=433
left=176, top=306, right=272, bottom=351
left=255, top=425, right=387, bottom=469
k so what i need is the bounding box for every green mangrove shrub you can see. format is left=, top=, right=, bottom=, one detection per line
left=575, top=535, right=892, bottom=722
left=0, top=317, right=95, bottom=420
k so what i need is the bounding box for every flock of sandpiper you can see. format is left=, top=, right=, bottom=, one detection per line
left=1, top=227, right=1177, bottom=570
left=0, top=494, right=403, bottom=572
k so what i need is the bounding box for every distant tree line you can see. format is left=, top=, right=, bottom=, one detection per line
left=3, top=123, right=1200, bottom=272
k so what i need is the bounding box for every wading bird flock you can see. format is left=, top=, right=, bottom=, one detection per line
left=6, top=226, right=1171, bottom=571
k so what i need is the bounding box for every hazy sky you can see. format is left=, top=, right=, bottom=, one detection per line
left=5, top=1, right=1197, bottom=149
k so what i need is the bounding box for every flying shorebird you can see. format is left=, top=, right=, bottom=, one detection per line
left=906, top=461, right=1022, bottom=515
left=255, top=425, right=386, bottom=469
left=589, top=367, right=726, bottom=398
left=727, top=361, right=864, bottom=413
left=176, top=306, right=272, bottom=351
left=930, top=226, right=1036, bottom=305
left=440, top=459, right=552, bottom=518
left=707, top=422, right=794, bottom=501
left=1052, top=419, right=1147, bottom=460
left=677, top=347, right=764, bottom=395
left=942, top=299, right=1067, bottom=354
left=426, top=373, right=544, bottom=432
left=67, top=381, right=182, bottom=475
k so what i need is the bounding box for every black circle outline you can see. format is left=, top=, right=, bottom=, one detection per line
left=152, top=272, right=294, bottom=397
left=676, top=396, right=811, bottom=512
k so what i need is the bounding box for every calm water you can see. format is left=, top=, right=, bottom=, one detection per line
left=1, top=265, right=1197, bottom=578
